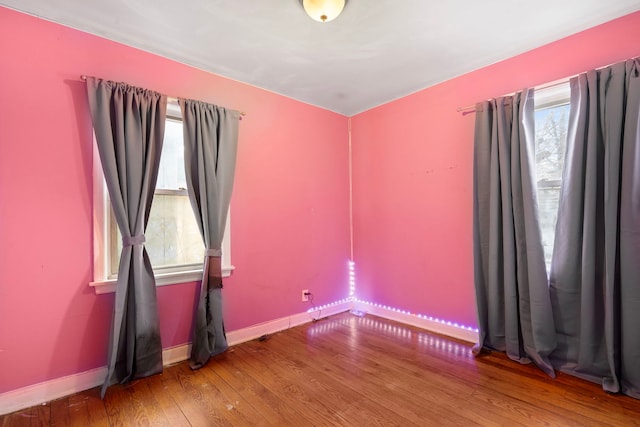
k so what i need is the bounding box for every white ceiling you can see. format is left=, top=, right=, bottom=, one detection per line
left=3, top=0, right=640, bottom=116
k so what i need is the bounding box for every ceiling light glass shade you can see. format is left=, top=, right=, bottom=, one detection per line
left=301, top=0, right=346, bottom=23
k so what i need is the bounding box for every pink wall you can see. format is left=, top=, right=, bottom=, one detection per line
left=351, top=11, right=640, bottom=328
left=0, top=6, right=350, bottom=393
left=2, top=4, right=640, bottom=397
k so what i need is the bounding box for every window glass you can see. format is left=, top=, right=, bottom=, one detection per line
left=157, top=118, right=187, bottom=190
left=108, top=117, right=204, bottom=276
left=534, top=88, right=569, bottom=271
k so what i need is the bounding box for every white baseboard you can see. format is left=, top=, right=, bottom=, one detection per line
left=0, top=366, right=107, bottom=417
left=162, top=344, right=192, bottom=366
left=227, top=299, right=353, bottom=345
left=0, top=301, right=351, bottom=416
left=352, top=300, right=479, bottom=343
left=0, top=298, right=477, bottom=416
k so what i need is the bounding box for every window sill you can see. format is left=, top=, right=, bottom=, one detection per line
left=90, top=265, right=235, bottom=294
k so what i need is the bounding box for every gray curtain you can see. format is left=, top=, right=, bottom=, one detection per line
left=549, top=58, right=640, bottom=398
left=179, top=99, right=240, bottom=369
left=473, top=90, right=557, bottom=377
left=86, top=77, right=167, bottom=397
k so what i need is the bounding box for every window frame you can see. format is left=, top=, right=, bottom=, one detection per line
left=90, top=100, right=233, bottom=294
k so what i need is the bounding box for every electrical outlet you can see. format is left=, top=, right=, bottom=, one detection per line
left=301, top=289, right=310, bottom=302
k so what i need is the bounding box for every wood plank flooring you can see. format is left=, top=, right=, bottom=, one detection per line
left=3, top=312, right=640, bottom=426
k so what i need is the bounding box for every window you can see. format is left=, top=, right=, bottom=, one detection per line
left=91, top=101, right=232, bottom=294
left=534, top=83, right=570, bottom=272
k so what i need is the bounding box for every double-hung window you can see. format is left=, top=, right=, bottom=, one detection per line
left=534, top=83, right=570, bottom=272
left=91, top=101, right=232, bottom=293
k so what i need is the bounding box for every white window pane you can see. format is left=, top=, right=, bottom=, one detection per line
left=537, top=186, right=561, bottom=268
left=108, top=118, right=203, bottom=275
left=146, top=194, right=203, bottom=268
left=535, top=106, right=568, bottom=182
left=534, top=102, right=569, bottom=270
left=156, top=119, right=187, bottom=190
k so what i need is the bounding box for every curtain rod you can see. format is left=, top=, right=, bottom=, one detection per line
left=80, top=75, right=246, bottom=118
left=457, top=58, right=633, bottom=115
left=456, top=78, right=572, bottom=115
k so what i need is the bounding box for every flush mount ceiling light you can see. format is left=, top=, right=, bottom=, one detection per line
left=300, top=0, right=347, bottom=23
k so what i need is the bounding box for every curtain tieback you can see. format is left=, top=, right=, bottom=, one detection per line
left=205, top=248, right=222, bottom=257
left=122, top=234, right=146, bottom=246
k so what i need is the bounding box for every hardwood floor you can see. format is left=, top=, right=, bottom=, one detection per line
left=3, top=312, right=640, bottom=426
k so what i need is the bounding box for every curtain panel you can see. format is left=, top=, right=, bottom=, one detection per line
left=472, top=90, right=557, bottom=377
left=179, top=99, right=240, bottom=369
left=549, top=58, right=640, bottom=398
left=86, top=77, right=167, bottom=397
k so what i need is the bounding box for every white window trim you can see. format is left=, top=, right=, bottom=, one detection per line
left=90, top=102, right=233, bottom=294
left=535, top=81, right=570, bottom=110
